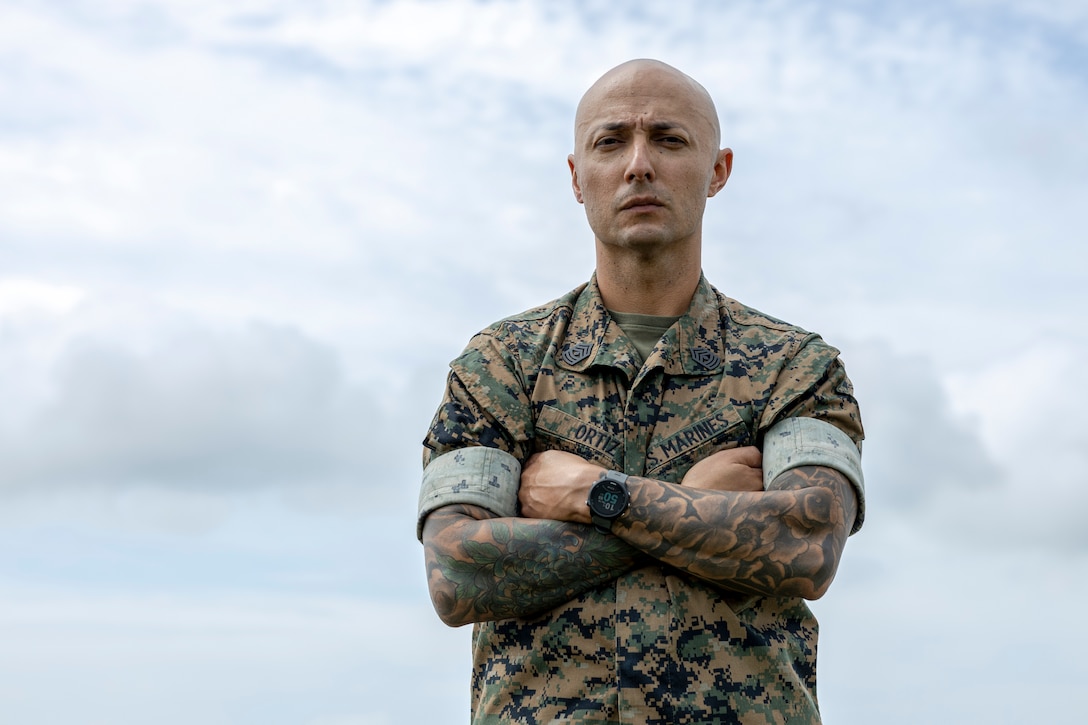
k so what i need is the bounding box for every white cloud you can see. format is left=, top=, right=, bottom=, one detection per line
left=0, top=278, right=84, bottom=316
left=940, top=341, right=1088, bottom=550
left=1, top=1, right=1086, bottom=722
left=843, top=336, right=1088, bottom=553
left=0, top=316, right=410, bottom=506
left=845, top=340, right=1004, bottom=508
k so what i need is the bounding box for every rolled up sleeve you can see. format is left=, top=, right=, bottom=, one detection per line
left=416, top=446, right=522, bottom=540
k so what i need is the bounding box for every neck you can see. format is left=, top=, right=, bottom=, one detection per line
left=594, top=243, right=701, bottom=316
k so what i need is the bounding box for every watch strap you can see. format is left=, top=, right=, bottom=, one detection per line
left=591, top=511, right=614, bottom=532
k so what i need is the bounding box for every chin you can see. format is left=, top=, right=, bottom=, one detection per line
left=608, top=232, right=677, bottom=252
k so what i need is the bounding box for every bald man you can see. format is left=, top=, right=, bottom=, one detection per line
left=417, top=60, right=866, bottom=724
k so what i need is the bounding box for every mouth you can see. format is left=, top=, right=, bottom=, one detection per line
left=620, top=196, right=664, bottom=211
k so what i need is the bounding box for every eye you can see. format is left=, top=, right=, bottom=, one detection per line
left=595, top=136, right=622, bottom=148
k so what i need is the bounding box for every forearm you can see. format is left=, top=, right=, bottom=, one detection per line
left=613, top=466, right=856, bottom=599
left=422, top=504, right=643, bottom=626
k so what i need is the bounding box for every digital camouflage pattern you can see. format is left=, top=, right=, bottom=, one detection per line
left=422, top=274, right=864, bottom=724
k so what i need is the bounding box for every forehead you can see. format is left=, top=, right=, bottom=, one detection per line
left=575, top=66, right=719, bottom=143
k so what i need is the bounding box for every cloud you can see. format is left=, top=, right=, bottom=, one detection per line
left=2, top=0, right=1085, bottom=540
left=845, top=340, right=1004, bottom=510
left=0, top=317, right=407, bottom=505
left=0, top=2, right=1084, bottom=723
left=942, top=340, right=1088, bottom=551
left=844, top=336, right=1088, bottom=554
left=0, top=278, right=84, bottom=316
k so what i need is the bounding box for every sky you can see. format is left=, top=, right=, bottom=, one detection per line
left=1, top=0, right=1086, bottom=722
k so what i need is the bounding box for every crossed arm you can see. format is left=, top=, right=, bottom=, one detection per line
left=422, top=446, right=857, bottom=627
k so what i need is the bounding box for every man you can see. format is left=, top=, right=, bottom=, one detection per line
left=417, top=59, right=865, bottom=724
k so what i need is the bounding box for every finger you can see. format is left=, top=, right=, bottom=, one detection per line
left=733, top=446, right=762, bottom=466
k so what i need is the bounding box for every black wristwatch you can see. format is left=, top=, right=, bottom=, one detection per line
left=587, top=470, right=630, bottom=532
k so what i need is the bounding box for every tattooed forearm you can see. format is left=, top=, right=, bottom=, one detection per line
left=422, top=504, right=642, bottom=626
left=615, top=465, right=857, bottom=600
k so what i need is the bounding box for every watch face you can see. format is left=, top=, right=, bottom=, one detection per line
left=590, top=479, right=627, bottom=518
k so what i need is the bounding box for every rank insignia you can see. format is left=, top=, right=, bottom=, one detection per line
left=562, top=342, right=593, bottom=366
left=691, top=347, right=721, bottom=370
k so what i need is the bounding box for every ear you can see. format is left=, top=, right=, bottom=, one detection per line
left=707, top=148, right=733, bottom=198
left=568, top=154, right=584, bottom=204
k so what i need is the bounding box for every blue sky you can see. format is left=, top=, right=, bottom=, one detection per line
left=1, top=1, right=1086, bottom=722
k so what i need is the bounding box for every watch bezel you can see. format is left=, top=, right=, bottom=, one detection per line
left=587, top=471, right=630, bottom=531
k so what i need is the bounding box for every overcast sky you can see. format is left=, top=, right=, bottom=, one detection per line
left=1, top=1, right=1086, bottom=723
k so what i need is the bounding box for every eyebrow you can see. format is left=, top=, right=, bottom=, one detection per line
left=593, top=120, right=687, bottom=134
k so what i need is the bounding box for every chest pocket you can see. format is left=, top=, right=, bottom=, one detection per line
left=534, top=405, right=622, bottom=470
left=644, top=404, right=753, bottom=481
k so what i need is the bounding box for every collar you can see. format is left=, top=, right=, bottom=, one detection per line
left=557, top=273, right=726, bottom=380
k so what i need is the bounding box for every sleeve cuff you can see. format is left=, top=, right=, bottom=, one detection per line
left=416, top=447, right=522, bottom=540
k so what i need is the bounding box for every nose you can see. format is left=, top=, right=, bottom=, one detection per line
left=625, top=138, right=654, bottom=183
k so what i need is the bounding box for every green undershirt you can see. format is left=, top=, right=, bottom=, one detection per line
left=607, top=310, right=681, bottom=364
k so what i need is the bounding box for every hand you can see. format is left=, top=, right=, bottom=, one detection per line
left=519, top=450, right=605, bottom=524
left=681, top=446, right=764, bottom=492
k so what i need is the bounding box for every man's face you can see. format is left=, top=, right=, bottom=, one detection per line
left=568, top=64, right=732, bottom=255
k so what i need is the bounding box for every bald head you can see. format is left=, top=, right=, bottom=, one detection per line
left=574, top=59, right=721, bottom=150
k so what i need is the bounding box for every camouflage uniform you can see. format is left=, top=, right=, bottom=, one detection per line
left=422, top=274, right=864, bottom=724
